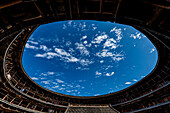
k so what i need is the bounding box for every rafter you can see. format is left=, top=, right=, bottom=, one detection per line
left=33, top=2, right=45, bottom=18
left=23, top=15, right=42, bottom=22
left=84, top=11, right=112, bottom=14
left=0, top=0, right=22, bottom=9
left=46, top=0, right=58, bottom=20
left=63, top=0, right=72, bottom=19
left=100, top=0, right=104, bottom=14
left=140, top=0, right=170, bottom=9
left=147, top=8, right=163, bottom=25
left=68, top=0, right=72, bottom=19
left=76, top=0, right=84, bottom=18
left=76, top=0, right=80, bottom=17
left=0, top=11, right=9, bottom=25
left=114, top=0, right=122, bottom=20
left=159, top=16, right=168, bottom=26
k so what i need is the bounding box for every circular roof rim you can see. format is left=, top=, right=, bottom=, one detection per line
left=18, top=20, right=160, bottom=99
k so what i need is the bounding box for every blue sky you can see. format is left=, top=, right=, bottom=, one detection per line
left=22, top=20, right=158, bottom=96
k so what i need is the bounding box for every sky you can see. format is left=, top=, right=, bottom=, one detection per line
left=22, top=20, right=158, bottom=96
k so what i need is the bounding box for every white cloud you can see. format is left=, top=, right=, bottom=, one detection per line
left=35, top=53, right=47, bottom=58
left=58, top=88, right=65, bottom=90
left=80, top=35, right=87, bottom=40
left=79, top=59, right=93, bottom=66
left=76, top=85, right=80, bottom=87
left=100, top=60, right=104, bottom=63
left=110, top=27, right=116, bottom=32
left=68, top=20, right=72, bottom=25
left=67, top=84, right=73, bottom=88
left=125, top=82, right=131, bottom=85
left=94, top=94, right=100, bottom=96
left=74, top=90, right=78, bottom=92
left=40, top=73, right=47, bottom=76
left=110, top=27, right=122, bottom=41
left=40, top=71, right=62, bottom=78
left=47, top=71, right=54, bottom=75
left=52, top=86, right=59, bottom=88
left=104, top=38, right=118, bottom=49
left=133, top=79, right=138, bottom=82
left=93, top=27, right=97, bottom=30
left=68, top=48, right=75, bottom=53
left=95, top=71, right=102, bottom=78
left=41, top=80, right=50, bottom=84
left=27, top=40, right=38, bottom=45
left=40, top=77, right=47, bottom=80
left=52, top=82, right=58, bottom=85
left=96, top=50, right=124, bottom=62
left=96, top=49, right=113, bottom=57
left=84, top=41, right=87, bottom=44
left=66, top=41, right=71, bottom=46
left=105, top=65, right=112, bottom=70
left=75, top=43, right=89, bottom=56
left=63, top=24, right=67, bottom=29
left=150, top=48, right=155, bottom=53
left=82, top=24, right=86, bottom=29
left=40, top=45, right=51, bottom=51
left=46, top=52, right=58, bottom=59
left=105, top=72, right=114, bottom=76
left=92, top=34, right=108, bottom=44
left=130, top=32, right=142, bottom=39
left=25, top=43, right=39, bottom=50
left=56, top=79, right=64, bottom=83
left=31, top=77, right=39, bottom=80
left=62, top=84, right=65, bottom=87
left=66, top=90, right=71, bottom=93
left=112, top=56, right=124, bottom=62
left=68, top=57, right=79, bottom=62
left=35, top=49, right=79, bottom=62
left=86, top=43, right=92, bottom=47
left=55, top=48, right=70, bottom=56
left=76, top=67, right=89, bottom=70
left=96, top=71, right=102, bottom=75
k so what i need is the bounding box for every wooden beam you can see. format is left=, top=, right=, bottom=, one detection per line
left=2, top=94, right=8, bottom=100
left=40, top=107, right=44, bottom=112
left=33, top=2, right=45, bottom=18
left=51, top=0, right=60, bottom=19
left=147, top=8, right=163, bottom=25
left=23, top=15, right=42, bottom=22
left=33, top=105, right=37, bottom=110
left=0, top=0, right=22, bottom=9
left=18, top=100, right=23, bottom=106
left=0, top=11, right=12, bottom=25
left=46, top=0, right=58, bottom=19
left=100, top=0, right=104, bottom=14
left=83, top=11, right=112, bottom=14
left=26, top=103, right=30, bottom=108
left=114, top=0, right=122, bottom=20
left=141, top=0, right=170, bottom=9
left=76, top=0, right=85, bottom=18
left=63, top=0, right=72, bottom=19
left=159, top=16, right=168, bottom=26
left=68, top=0, right=72, bottom=19
left=76, top=0, right=80, bottom=17
left=10, top=97, right=16, bottom=103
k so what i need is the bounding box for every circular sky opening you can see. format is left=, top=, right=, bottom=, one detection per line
left=22, top=20, right=158, bottom=96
